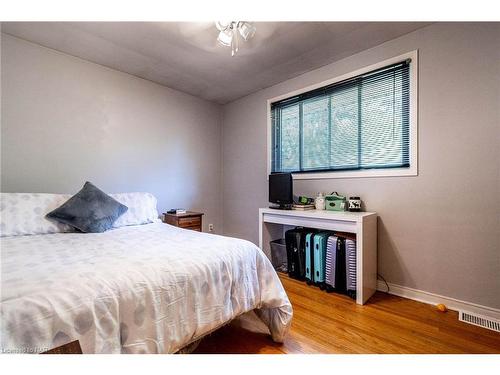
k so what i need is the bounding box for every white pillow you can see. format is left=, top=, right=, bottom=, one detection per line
left=110, top=192, right=160, bottom=228
left=0, top=193, right=74, bottom=237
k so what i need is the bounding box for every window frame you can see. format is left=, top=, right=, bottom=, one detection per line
left=267, top=50, right=418, bottom=180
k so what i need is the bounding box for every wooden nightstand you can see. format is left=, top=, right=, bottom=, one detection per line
left=163, top=211, right=204, bottom=232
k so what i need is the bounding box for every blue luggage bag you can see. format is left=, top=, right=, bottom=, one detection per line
left=305, top=232, right=315, bottom=285
left=313, top=232, right=330, bottom=290
left=305, top=230, right=319, bottom=285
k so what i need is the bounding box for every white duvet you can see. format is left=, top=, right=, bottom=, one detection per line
left=0, top=223, right=292, bottom=353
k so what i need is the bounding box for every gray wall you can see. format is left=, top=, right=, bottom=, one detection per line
left=1, top=34, right=223, bottom=233
left=2, top=24, right=499, bottom=309
left=222, top=23, right=500, bottom=308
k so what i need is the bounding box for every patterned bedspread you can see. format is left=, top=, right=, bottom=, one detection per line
left=0, top=223, right=292, bottom=353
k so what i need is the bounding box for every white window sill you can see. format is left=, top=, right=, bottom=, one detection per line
left=291, top=166, right=418, bottom=180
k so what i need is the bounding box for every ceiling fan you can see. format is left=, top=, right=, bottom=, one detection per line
left=215, top=21, right=256, bottom=56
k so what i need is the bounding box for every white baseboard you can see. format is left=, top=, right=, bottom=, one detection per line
left=376, top=280, right=500, bottom=321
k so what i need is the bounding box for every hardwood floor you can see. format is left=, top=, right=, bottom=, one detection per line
left=194, top=274, right=500, bottom=354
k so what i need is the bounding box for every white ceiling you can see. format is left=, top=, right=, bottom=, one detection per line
left=2, top=22, right=431, bottom=104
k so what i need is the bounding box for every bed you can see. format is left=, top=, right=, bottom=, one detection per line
left=0, top=192, right=292, bottom=354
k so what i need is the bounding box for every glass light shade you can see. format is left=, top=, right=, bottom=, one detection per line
left=215, top=21, right=231, bottom=31
left=217, top=29, right=233, bottom=47
left=238, top=22, right=256, bottom=41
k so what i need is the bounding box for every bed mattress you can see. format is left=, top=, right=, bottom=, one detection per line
left=0, top=223, right=292, bottom=353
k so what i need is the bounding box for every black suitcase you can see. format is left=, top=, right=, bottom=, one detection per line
left=334, top=237, right=347, bottom=294
left=305, top=232, right=315, bottom=285
left=285, top=227, right=307, bottom=280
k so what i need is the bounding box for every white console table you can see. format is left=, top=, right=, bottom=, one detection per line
left=258, top=208, right=377, bottom=305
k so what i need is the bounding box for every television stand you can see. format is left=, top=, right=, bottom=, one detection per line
left=258, top=208, right=377, bottom=305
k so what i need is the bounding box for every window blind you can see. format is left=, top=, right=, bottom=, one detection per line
left=271, top=60, right=411, bottom=174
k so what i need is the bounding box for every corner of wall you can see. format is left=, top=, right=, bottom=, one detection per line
left=219, top=104, right=225, bottom=235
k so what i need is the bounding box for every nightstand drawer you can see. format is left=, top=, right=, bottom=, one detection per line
left=163, top=211, right=204, bottom=232
left=178, top=216, right=201, bottom=227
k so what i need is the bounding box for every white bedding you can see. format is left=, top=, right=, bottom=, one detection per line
left=0, top=223, right=292, bottom=353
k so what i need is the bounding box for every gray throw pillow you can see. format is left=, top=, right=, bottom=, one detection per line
left=46, top=181, right=128, bottom=233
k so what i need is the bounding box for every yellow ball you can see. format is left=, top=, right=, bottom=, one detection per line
left=437, top=303, right=447, bottom=312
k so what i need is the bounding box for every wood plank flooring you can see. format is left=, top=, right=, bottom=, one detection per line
left=194, top=274, right=500, bottom=354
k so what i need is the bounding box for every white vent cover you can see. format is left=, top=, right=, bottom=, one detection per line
left=459, top=311, right=500, bottom=333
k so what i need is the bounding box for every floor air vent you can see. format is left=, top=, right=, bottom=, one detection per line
left=459, top=311, right=500, bottom=333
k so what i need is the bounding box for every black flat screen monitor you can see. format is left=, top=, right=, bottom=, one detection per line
left=269, top=173, right=293, bottom=209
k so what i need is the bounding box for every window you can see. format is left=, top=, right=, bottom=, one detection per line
left=269, top=52, right=417, bottom=178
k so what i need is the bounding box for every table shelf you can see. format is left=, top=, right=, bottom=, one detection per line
left=259, top=208, right=377, bottom=305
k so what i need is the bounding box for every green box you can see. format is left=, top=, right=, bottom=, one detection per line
left=325, top=194, right=346, bottom=211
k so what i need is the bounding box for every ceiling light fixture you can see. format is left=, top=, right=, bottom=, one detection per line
left=216, top=21, right=256, bottom=56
